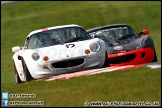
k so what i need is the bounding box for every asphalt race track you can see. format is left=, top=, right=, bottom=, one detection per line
left=39, top=62, right=161, bottom=81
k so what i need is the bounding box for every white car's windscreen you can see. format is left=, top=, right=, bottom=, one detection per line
left=26, top=27, right=92, bottom=49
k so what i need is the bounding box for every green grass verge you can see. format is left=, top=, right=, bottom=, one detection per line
left=2, top=67, right=161, bottom=107
left=1, top=1, right=161, bottom=107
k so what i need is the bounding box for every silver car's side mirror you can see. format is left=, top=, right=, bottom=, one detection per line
left=12, top=46, right=21, bottom=53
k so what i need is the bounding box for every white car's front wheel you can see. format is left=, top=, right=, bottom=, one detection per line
left=13, top=60, right=23, bottom=84
left=21, top=58, right=34, bottom=82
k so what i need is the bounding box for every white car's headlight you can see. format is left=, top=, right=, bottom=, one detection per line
left=32, top=53, right=40, bottom=61
left=90, top=42, right=100, bottom=52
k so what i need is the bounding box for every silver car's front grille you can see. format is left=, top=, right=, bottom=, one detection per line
left=52, top=58, right=84, bottom=68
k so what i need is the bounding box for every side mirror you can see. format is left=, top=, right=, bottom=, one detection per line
left=138, top=29, right=149, bottom=37
left=12, top=46, right=21, bottom=53
left=142, top=29, right=149, bottom=35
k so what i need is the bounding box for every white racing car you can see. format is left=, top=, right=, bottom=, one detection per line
left=12, top=24, right=109, bottom=84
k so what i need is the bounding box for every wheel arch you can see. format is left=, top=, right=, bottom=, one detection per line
left=12, top=53, right=25, bottom=82
left=21, top=50, right=40, bottom=79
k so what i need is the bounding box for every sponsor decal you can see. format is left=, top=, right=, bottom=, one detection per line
left=117, top=53, right=124, bottom=56
left=89, top=27, right=128, bottom=37
left=113, top=45, right=124, bottom=50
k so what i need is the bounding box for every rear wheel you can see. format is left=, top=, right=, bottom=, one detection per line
left=13, top=60, right=23, bottom=84
left=21, top=58, right=34, bottom=82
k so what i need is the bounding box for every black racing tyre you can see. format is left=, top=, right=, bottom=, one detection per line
left=102, top=52, right=110, bottom=68
left=21, top=58, right=34, bottom=82
left=13, top=60, right=23, bottom=84
left=153, top=50, right=157, bottom=62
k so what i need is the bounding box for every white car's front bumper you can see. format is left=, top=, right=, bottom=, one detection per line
left=34, top=54, right=105, bottom=79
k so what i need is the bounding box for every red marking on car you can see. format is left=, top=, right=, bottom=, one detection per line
left=113, top=45, right=124, bottom=50
left=42, top=28, right=48, bottom=32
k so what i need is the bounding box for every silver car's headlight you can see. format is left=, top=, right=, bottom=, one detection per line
left=32, top=53, right=40, bottom=61
left=90, top=42, right=100, bottom=52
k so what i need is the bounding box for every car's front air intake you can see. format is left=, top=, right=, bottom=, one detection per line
left=52, top=58, right=84, bottom=68
left=109, top=54, right=136, bottom=64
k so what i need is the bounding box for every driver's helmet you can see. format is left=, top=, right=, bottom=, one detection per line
left=34, top=33, right=53, bottom=48
left=68, top=28, right=77, bottom=40
left=33, top=36, right=44, bottom=48
left=118, top=29, right=123, bottom=38
left=107, top=30, right=116, bottom=41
